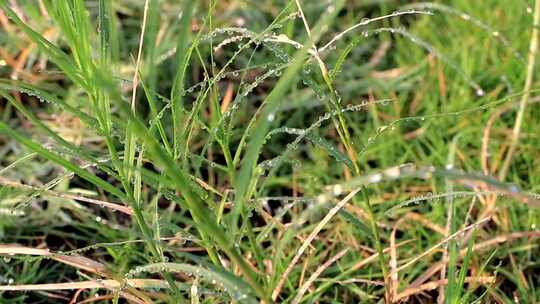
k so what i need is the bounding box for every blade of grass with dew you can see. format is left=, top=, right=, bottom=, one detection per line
left=124, top=0, right=149, bottom=199
left=109, top=97, right=268, bottom=300
left=41, top=1, right=97, bottom=95
left=0, top=121, right=126, bottom=200
left=0, top=80, right=99, bottom=128
left=125, top=62, right=148, bottom=228
left=128, top=262, right=258, bottom=303
left=43, top=0, right=141, bottom=226
left=441, top=134, right=460, bottom=303
left=305, top=133, right=354, bottom=170
left=139, top=76, right=172, bottom=154
left=3, top=3, right=190, bottom=299
left=142, top=0, right=162, bottom=101
left=295, top=0, right=360, bottom=175
left=0, top=91, right=121, bottom=182
left=170, top=0, right=195, bottom=160
left=35, top=1, right=126, bottom=191
left=232, top=0, right=346, bottom=236
left=3, top=1, right=538, bottom=302
left=47, top=1, right=163, bottom=269
left=181, top=6, right=296, bottom=173
left=200, top=8, right=300, bottom=166
left=329, top=164, right=540, bottom=207
left=330, top=35, right=362, bottom=80
left=401, top=2, right=525, bottom=62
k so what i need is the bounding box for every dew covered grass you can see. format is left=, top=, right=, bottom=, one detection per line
left=1, top=0, right=540, bottom=303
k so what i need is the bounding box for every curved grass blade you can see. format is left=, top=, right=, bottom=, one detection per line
left=325, top=164, right=540, bottom=208
left=233, top=0, right=346, bottom=234
left=0, top=121, right=126, bottom=200
left=128, top=262, right=258, bottom=303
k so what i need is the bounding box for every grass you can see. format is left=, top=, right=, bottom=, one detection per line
left=0, top=0, right=540, bottom=303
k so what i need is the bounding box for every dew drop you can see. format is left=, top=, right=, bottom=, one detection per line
left=368, top=173, right=382, bottom=183
left=509, top=185, right=519, bottom=193
left=385, top=166, right=401, bottom=178
left=332, top=184, right=343, bottom=196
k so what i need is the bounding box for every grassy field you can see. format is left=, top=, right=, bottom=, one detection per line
left=1, top=0, right=539, bottom=303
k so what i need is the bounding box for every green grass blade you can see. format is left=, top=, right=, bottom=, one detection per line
left=129, top=262, right=258, bottom=303
left=170, top=0, right=195, bottom=160
left=233, top=0, right=346, bottom=232
left=0, top=121, right=126, bottom=200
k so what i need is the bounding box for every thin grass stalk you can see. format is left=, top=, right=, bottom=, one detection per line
left=499, top=0, right=540, bottom=180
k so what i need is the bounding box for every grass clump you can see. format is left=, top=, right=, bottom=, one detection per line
left=1, top=0, right=540, bottom=303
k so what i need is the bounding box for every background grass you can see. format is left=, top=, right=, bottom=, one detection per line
left=1, top=0, right=539, bottom=303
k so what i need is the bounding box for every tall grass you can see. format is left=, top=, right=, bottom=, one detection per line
left=1, top=0, right=539, bottom=303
